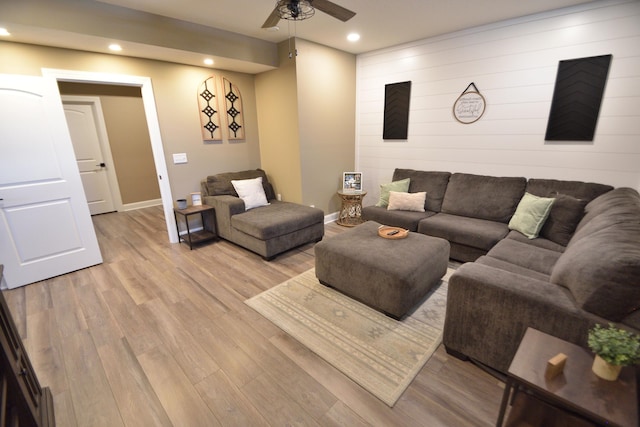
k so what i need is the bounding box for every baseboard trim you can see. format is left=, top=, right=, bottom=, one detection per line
left=325, top=212, right=338, bottom=224
left=122, top=198, right=163, bottom=211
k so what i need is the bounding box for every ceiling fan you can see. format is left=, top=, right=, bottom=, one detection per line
left=262, top=0, right=356, bottom=28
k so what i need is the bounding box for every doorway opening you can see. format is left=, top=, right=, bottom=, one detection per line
left=42, top=68, right=178, bottom=243
left=61, top=85, right=161, bottom=215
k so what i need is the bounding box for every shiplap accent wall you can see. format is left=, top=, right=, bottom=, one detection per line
left=356, top=0, right=640, bottom=204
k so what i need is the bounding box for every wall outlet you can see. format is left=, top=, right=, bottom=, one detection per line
left=172, top=153, right=188, bottom=164
left=277, top=194, right=282, bottom=201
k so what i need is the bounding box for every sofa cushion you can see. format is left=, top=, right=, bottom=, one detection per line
left=504, top=230, right=566, bottom=253
left=231, top=177, right=269, bottom=210
left=551, top=221, right=640, bottom=321
left=418, top=213, right=509, bottom=251
left=486, top=238, right=563, bottom=276
left=441, top=173, right=526, bottom=223
left=205, top=169, right=276, bottom=201
left=391, top=169, right=451, bottom=212
left=375, top=178, right=410, bottom=207
left=508, top=192, right=555, bottom=239
left=361, top=206, right=434, bottom=231
left=538, top=194, right=587, bottom=246
left=387, top=191, right=426, bottom=212
left=475, top=255, right=551, bottom=282
left=231, top=201, right=324, bottom=240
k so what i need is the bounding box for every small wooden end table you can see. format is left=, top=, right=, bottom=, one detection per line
left=497, top=327, right=638, bottom=427
left=337, top=190, right=367, bottom=227
left=173, top=204, right=217, bottom=249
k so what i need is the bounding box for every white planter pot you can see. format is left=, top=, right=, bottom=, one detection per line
left=592, top=354, right=622, bottom=381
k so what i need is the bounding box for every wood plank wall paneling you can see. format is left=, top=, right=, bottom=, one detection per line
left=356, top=0, right=640, bottom=203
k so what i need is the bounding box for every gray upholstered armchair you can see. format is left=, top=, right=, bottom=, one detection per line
left=201, top=169, right=324, bottom=260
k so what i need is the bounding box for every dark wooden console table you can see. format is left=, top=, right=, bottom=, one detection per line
left=497, top=327, right=638, bottom=427
left=1, top=265, right=55, bottom=426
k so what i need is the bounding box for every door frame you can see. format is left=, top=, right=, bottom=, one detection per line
left=43, top=68, right=178, bottom=243
left=62, top=95, right=123, bottom=213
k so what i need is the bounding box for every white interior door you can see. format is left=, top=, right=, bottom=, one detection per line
left=0, top=74, right=102, bottom=289
left=63, top=98, right=118, bottom=215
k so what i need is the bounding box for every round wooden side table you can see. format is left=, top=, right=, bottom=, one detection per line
left=337, top=190, right=367, bottom=227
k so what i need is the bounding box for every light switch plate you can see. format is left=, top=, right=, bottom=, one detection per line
left=173, top=153, right=188, bottom=164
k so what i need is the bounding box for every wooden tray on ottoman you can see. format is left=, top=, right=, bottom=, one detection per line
left=377, top=225, right=409, bottom=239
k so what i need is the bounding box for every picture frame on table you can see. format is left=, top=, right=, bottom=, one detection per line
left=342, top=172, right=363, bottom=192
left=191, top=192, right=202, bottom=206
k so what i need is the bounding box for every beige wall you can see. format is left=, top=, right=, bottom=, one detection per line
left=58, top=82, right=160, bottom=205
left=2, top=39, right=357, bottom=215
left=0, top=41, right=262, bottom=206
left=255, top=39, right=356, bottom=213
left=295, top=39, right=356, bottom=213
left=255, top=41, right=303, bottom=204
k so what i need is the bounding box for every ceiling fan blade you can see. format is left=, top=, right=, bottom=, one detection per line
left=313, top=0, right=356, bottom=22
left=262, top=7, right=281, bottom=28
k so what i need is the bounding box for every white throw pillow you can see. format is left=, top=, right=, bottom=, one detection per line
left=231, top=177, right=270, bottom=210
left=387, top=191, right=426, bottom=212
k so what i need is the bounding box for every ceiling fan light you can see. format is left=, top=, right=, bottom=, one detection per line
left=276, top=0, right=315, bottom=21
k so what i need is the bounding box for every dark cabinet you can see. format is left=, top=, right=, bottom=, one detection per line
left=0, top=266, right=55, bottom=427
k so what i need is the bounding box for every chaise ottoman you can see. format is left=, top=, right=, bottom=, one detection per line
left=315, top=221, right=450, bottom=319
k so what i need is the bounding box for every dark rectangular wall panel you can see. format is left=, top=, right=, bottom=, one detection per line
left=383, top=81, right=411, bottom=140
left=545, top=54, right=612, bottom=141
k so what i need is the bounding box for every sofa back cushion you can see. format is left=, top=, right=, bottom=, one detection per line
left=526, top=178, right=613, bottom=202
left=441, top=173, right=526, bottom=223
left=392, top=169, right=451, bottom=212
left=573, top=188, right=638, bottom=240
left=204, top=169, right=276, bottom=201
left=550, top=188, right=640, bottom=321
left=550, top=223, right=640, bottom=321
left=539, top=194, right=587, bottom=246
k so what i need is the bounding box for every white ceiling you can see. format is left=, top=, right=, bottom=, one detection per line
left=95, top=0, right=597, bottom=54
left=1, top=0, right=598, bottom=73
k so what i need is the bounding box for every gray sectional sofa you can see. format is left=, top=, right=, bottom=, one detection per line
left=362, top=168, right=640, bottom=374
left=201, top=169, right=324, bottom=260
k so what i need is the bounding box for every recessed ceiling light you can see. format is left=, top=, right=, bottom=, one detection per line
left=264, top=26, right=280, bottom=32
left=347, top=33, right=360, bottom=42
left=0, top=28, right=10, bottom=37
left=204, top=58, right=214, bottom=66
left=108, top=44, right=122, bottom=51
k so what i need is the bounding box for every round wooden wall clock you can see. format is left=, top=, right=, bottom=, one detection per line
left=453, top=83, right=486, bottom=124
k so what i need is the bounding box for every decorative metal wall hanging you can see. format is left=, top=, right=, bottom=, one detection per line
left=223, top=78, right=245, bottom=140
left=198, top=76, right=222, bottom=141
left=383, top=81, right=412, bottom=140
left=453, top=82, right=485, bottom=124
left=545, top=54, right=612, bottom=142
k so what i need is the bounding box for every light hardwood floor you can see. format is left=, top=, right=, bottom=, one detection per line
left=4, top=206, right=505, bottom=427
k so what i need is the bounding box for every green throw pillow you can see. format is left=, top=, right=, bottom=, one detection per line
left=508, top=192, right=555, bottom=239
left=375, top=178, right=410, bottom=207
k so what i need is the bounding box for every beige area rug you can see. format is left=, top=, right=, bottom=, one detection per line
left=245, top=267, right=454, bottom=407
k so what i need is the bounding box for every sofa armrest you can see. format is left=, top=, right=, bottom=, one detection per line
left=200, top=180, right=210, bottom=197
left=443, top=262, right=602, bottom=373
left=203, top=195, right=245, bottom=238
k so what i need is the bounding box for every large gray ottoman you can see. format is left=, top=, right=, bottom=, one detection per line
left=315, top=221, right=450, bottom=319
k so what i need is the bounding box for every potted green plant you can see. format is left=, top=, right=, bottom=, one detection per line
left=587, top=323, right=640, bottom=381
